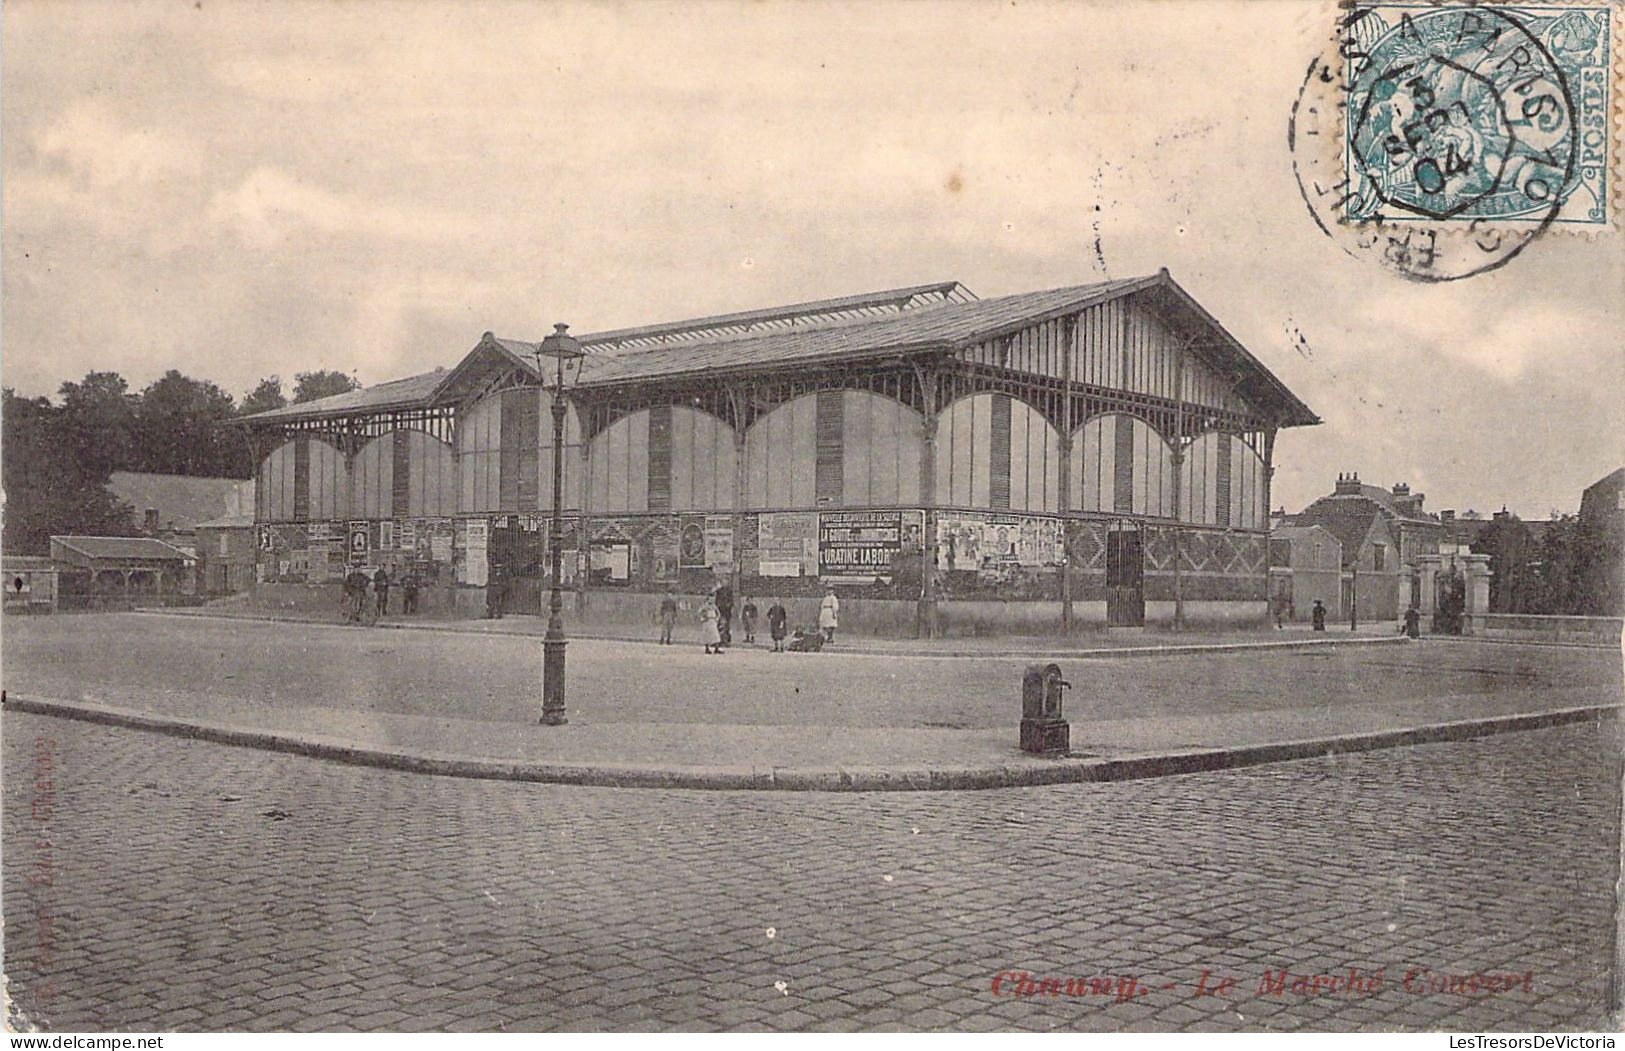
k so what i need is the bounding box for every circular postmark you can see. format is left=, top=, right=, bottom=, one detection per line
left=1291, top=5, right=1581, bottom=282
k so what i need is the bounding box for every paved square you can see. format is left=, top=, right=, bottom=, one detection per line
left=4, top=708, right=1619, bottom=1031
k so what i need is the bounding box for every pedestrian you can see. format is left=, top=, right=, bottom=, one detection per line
left=715, top=581, right=734, bottom=647
left=659, top=590, right=679, bottom=645
left=486, top=564, right=505, bottom=619
left=1311, top=598, right=1327, bottom=632
left=373, top=566, right=391, bottom=619
left=344, top=566, right=369, bottom=623
left=819, top=587, right=840, bottom=645
left=401, top=571, right=419, bottom=615
left=1273, top=593, right=1286, bottom=629
left=741, top=598, right=758, bottom=643
left=767, top=600, right=788, bottom=652
left=700, top=595, right=723, bottom=655
left=1401, top=604, right=1421, bottom=639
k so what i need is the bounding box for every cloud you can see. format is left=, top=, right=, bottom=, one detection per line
left=207, top=167, right=479, bottom=248
left=32, top=100, right=204, bottom=189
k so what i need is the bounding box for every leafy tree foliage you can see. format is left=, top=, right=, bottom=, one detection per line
left=293, top=370, right=361, bottom=404
left=241, top=376, right=287, bottom=417
left=133, top=370, right=246, bottom=477
left=2, top=388, right=139, bottom=554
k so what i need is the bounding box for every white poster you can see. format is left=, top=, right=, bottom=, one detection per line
left=703, top=515, right=734, bottom=567
left=464, top=519, right=489, bottom=587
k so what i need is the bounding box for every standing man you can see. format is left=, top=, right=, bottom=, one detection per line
left=401, top=570, right=420, bottom=615
left=714, top=581, right=734, bottom=648
left=344, top=566, right=369, bottom=624
left=767, top=600, right=788, bottom=652
left=373, top=566, right=391, bottom=619
left=819, top=587, right=840, bottom=645
left=1401, top=604, right=1421, bottom=639
left=658, top=590, right=679, bottom=645
left=740, top=598, right=759, bottom=644
left=1311, top=598, right=1327, bottom=632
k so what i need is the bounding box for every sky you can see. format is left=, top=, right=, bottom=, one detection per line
left=3, top=0, right=1621, bottom=517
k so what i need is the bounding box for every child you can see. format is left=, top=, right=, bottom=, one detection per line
left=767, top=601, right=788, bottom=652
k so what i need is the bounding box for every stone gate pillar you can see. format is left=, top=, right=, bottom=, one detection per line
left=1463, top=553, right=1493, bottom=636
left=1416, top=554, right=1442, bottom=618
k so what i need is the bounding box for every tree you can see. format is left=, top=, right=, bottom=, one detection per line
left=131, top=370, right=249, bottom=478
left=56, top=371, right=137, bottom=479
left=1471, top=515, right=1540, bottom=613
left=240, top=376, right=287, bottom=417
left=293, top=370, right=361, bottom=404
left=2, top=388, right=139, bottom=554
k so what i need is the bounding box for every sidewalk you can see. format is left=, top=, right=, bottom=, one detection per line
left=143, top=604, right=1405, bottom=658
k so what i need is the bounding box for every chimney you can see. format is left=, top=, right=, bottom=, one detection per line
left=1334, top=472, right=1363, bottom=496
left=143, top=508, right=160, bottom=534
left=1440, top=510, right=1456, bottom=524
left=1390, top=482, right=1424, bottom=515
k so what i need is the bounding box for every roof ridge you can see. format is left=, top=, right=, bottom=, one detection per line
left=562, top=277, right=1149, bottom=366
left=576, top=281, right=977, bottom=349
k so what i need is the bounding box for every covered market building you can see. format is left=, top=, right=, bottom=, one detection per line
left=239, top=270, right=1318, bottom=636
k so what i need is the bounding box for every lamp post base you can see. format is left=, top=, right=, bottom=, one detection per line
left=541, top=636, right=568, bottom=726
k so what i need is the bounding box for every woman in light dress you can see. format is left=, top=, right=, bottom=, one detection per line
left=819, top=588, right=840, bottom=645
left=700, top=597, right=723, bottom=655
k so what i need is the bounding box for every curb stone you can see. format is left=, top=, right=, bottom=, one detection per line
left=3, top=691, right=1615, bottom=792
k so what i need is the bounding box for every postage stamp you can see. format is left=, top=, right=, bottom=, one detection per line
left=1344, top=4, right=1613, bottom=226
left=1290, top=1, right=1621, bottom=282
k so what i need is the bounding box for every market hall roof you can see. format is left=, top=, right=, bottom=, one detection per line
left=240, top=271, right=1318, bottom=428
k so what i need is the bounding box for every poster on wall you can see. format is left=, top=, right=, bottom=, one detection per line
left=399, top=519, right=416, bottom=554
left=703, top=515, right=734, bottom=567
left=257, top=525, right=275, bottom=554
left=818, top=510, right=922, bottom=584
left=758, top=512, right=819, bottom=577
left=347, top=521, right=370, bottom=565
left=679, top=515, right=708, bottom=568
left=464, top=519, right=489, bottom=587
left=429, top=519, right=453, bottom=563
left=937, top=513, right=1065, bottom=571
left=653, top=525, right=680, bottom=582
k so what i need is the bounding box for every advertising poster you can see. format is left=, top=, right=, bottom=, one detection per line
left=758, top=512, right=819, bottom=577
left=347, top=520, right=370, bottom=565
left=399, top=519, right=416, bottom=554
left=703, top=515, right=734, bottom=567
left=465, top=518, right=489, bottom=587
left=678, top=515, right=708, bottom=568
left=429, top=519, right=454, bottom=563
left=818, top=510, right=921, bottom=584
left=379, top=520, right=396, bottom=551
left=937, top=513, right=1065, bottom=570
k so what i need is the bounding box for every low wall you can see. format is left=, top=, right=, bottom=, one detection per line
left=1466, top=613, right=1623, bottom=645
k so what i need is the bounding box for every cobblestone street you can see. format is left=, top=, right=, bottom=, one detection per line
left=4, top=710, right=1618, bottom=1032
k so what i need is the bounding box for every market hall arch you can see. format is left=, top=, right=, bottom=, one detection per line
left=351, top=429, right=456, bottom=520
left=1068, top=411, right=1176, bottom=518
left=1180, top=430, right=1268, bottom=529
left=256, top=436, right=348, bottom=522
left=933, top=391, right=1061, bottom=513
left=585, top=404, right=737, bottom=513
left=744, top=389, right=922, bottom=509
left=459, top=387, right=584, bottom=514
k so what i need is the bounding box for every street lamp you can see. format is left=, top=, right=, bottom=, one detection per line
left=534, top=322, right=585, bottom=726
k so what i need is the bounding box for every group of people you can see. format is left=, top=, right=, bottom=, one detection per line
left=341, top=566, right=421, bottom=624
left=660, top=584, right=841, bottom=654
